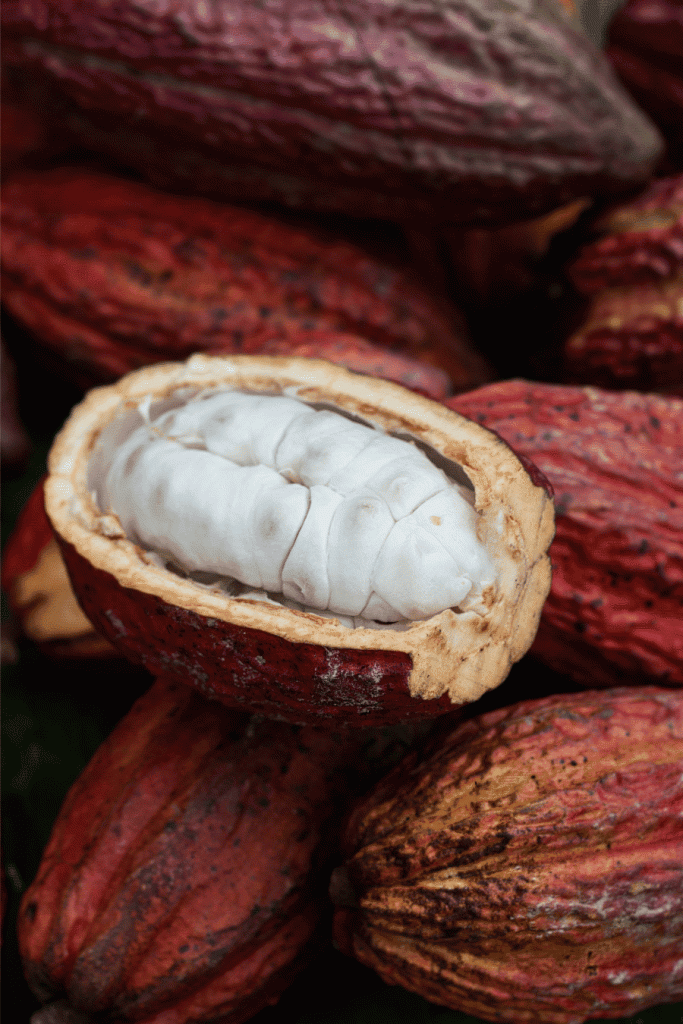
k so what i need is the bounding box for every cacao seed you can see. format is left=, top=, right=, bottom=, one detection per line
left=334, top=686, right=683, bottom=1024
left=1, top=0, right=662, bottom=225
left=44, top=355, right=554, bottom=725
left=0, top=166, right=486, bottom=394
left=94, top=391, right=496, bottom=624
left=449, top=379, right=683, bottom=688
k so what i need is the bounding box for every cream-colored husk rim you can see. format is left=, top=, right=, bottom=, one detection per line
left=45, top=355, right=555, bottom=703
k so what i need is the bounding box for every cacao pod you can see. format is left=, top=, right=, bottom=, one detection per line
left=1, top=0, right=662, bottom=226
left=0, top=99, right=53, bottom=171
left=1, top=335, right=31, bottom=471
left=606, top=0, right=683, bottom=168
left=333, top=686, right=683, bottom=1024
left=564, top=173, right=683, bottom=394
left=449, top=379, right=683, bottom=688
left=18, top=674, right=363, bottom=1023
left=1, top=477, right=115, bottom=658
left=0, top=69, right=67, bottom=171
left=43, top=354, right=554, bottom=725
left=420, top=198, right=591, bottom=310
left=0, top=166, right=485, bottom=395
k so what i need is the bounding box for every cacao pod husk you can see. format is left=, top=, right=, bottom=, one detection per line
left=0, top=69, right=67, bottom=171
left=1, top=477, right=116, bottom=658
left=1, top=0, right=662, bottom=226
left=564, top=173, right=683, bottom=394
left=0, top=99, right=53, bottom=171
left=0, top=166, right=485, bottom=396
left=18, top=675, right=365, bottom=1023
left=449, top=379, right=683, bottom=688
left=44, top=355, right=554, bottom=726
left=1, top=335, right=31, bottom=471
left=606, top=0, right=683, bottom=169
left=333, top=685, right=683, bottom=1024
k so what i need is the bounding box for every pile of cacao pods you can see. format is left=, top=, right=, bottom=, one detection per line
left=2, top=1, right=682, bottom=1022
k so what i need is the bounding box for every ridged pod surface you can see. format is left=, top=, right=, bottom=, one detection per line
left=1, top=0, right=661, bottom=225
left=449, top=379, right=683, bottom=688
left=0, top=167, right=482, bottom=396
left=606, top=0, right=683, bottom=167
left=44, top=355, right=554, bottom=725
left=18, top=675, right=364, bottom=1024
left=1, top=477, right=115, bottom=658
left=564, top=174, right=683, bottom=394
left=333, top=686, right=683, bottom=1024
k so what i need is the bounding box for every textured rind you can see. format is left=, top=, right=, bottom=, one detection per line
left=58, top=537, right=446, bottom=726
left=605, top=0, right=683, bottom=165
left=0, top=476, right=51, bottom=587
left=335, top=686, right=683, bottom=1024
left=563, top=273, right=683, bottom=394
left=0, top=166, right=485, bottom=395
left=1, top=478, right=115, bottom=659
left=256, top=332, right=453, bottom=401
left=1, top=0, right=662, bottom=225
left=568, top=175, right=683, bottom=294
left=449, top=380, right=683, bottom=688
left=563, top=174, right=683, bottom=394
left=44, top=355, right=554, bottom=723
left=18, top=675, right=357, bottom=1022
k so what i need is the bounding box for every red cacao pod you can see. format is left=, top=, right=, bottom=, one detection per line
left=0, top=69, right=67, bottom=171
left=1, top=478, right=116, bottom=658
left=449, top=380, right=683, bottom=688
left=606, top=0, right=683, bottom=168
left=18, top=675, right=363, bottom=1024
left=333, top=686, right=683, bottom=1024
left=1, top=0, right=662, bottom=226
left=1, top=335, right=31, bottom=471
left=0, top=99, right=53, bottom=171
left=564, top=173, right=683, bottom=393
left=43, top=355, right=554, bottom=726
left=0, top=166, right=485, bottom=396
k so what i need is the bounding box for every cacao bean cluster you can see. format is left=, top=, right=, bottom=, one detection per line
left=2, top=2, right=682, bottom=1024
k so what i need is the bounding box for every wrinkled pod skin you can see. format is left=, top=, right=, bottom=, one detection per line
left=1, top=476, right=116, bottom=658
left=333, top=686, right=683, bottom=1024
left=0, top=166, right=487, bottom=395
left=19, top=674, right=420, bottom=1024
left=605, top=0, right=683, bottom=168
left=1, top=0, right=662, bottom=225
left=563, top=173, right=683, bottom=394
left=450, top=379, right=683, bottom=689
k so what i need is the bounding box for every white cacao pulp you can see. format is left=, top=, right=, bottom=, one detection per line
left=91, top=390, right=497, bottom=625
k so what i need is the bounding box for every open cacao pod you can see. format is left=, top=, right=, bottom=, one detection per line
left=1, top=0, right=662, bottom=225
left=333, top=685, right=683, bottom=1023
left=44, top=354, right=554, bottom=725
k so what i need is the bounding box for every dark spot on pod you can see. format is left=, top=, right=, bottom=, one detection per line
left=125, top=261, right=153, bottom=287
